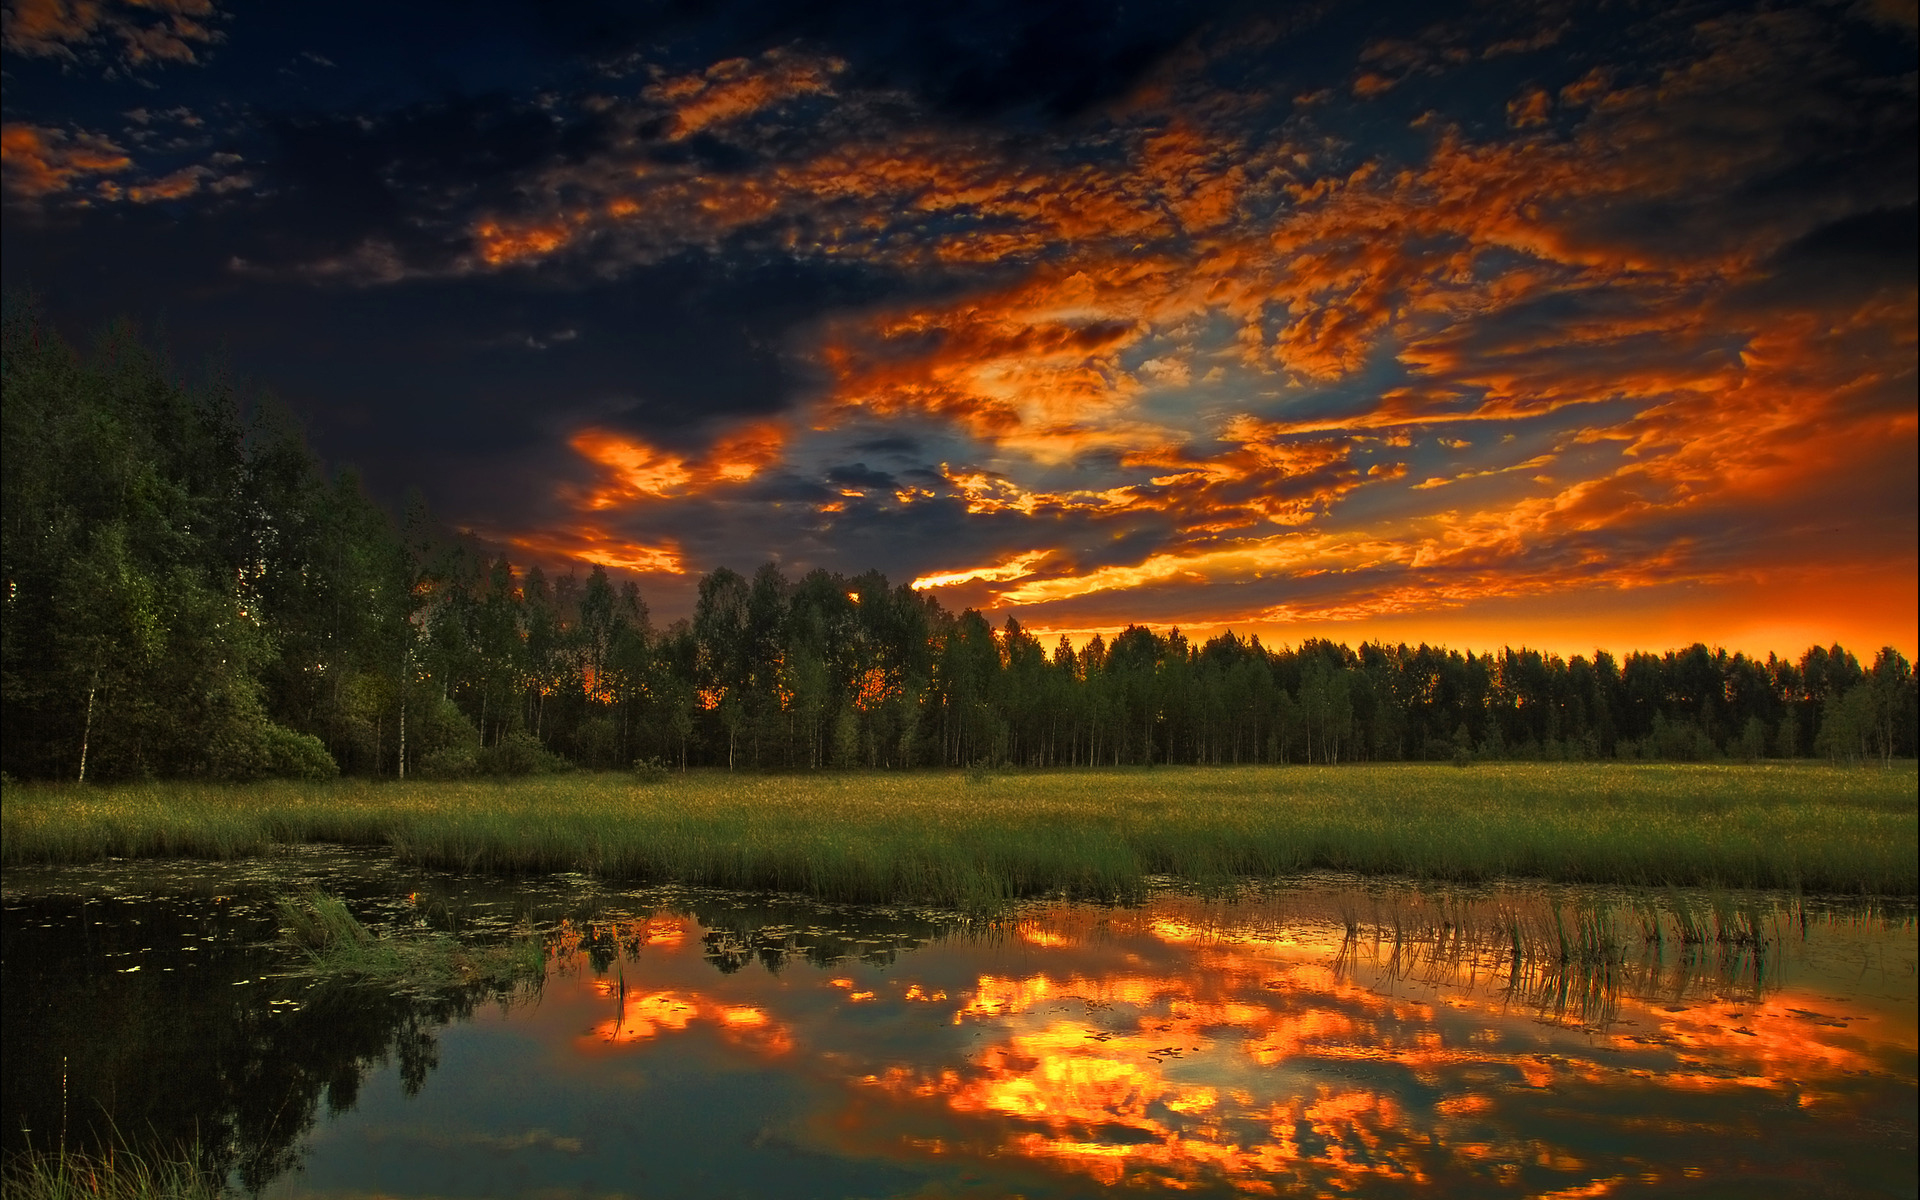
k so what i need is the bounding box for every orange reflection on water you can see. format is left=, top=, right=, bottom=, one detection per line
left=580, top=989, right=792, bottom=1057
left=842, top=898, right=1913, bottom=1195
left=869, top=954, right=1461, bottom=1192
left=533, top=893, right=1912, bottom=1196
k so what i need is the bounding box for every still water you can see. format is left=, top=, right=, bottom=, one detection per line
left=3, top=848, right=1914, bottom=1198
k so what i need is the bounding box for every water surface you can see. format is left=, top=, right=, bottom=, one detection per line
left=3, top=852, right=1914, bottom=1198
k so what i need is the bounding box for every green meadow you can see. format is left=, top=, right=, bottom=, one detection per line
left=3, top=763, right=1913, bottom=907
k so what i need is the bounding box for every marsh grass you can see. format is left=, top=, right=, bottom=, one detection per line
left=4, top=763, right=1914, bottom=906
left=276, top=892, right=545, bottom=993
left=0, top=1143, right=218, bottom=1200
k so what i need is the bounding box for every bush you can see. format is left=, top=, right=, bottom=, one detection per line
left=632, top=756, right=671, bottom=783
left=414, top=694, right=480, bottom=754
left=411, top=696, right=481, bottom=778
left=261, top=723, right=339, bottom=779
left=475, top=730, right=567, bottom=777
left=416, top=746, right=478, bottom=778
left=573, top=715, right=621, bottom=770
left=204, top=705, right=337, bottom=781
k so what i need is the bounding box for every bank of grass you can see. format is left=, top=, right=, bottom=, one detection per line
left=2, top=763, right=1914, bottom=905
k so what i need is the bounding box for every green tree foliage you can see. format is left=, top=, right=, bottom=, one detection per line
left=5, top=301, right=1914, bottom=778
left=3, top=299, right=339, bottom=780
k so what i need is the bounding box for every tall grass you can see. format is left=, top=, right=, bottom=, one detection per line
left=3, top=763, right=1914, bottom=906
left=0, top=1145, right=219, bottom=1200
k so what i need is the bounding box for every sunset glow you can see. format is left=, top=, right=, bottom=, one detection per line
left=6, top=0, right=1910, bottom=653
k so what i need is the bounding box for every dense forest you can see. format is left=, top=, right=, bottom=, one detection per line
left=5, top=303, right=1916, bottom=782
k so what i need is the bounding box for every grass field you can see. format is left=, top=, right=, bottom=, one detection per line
left=2, top=763, right=1913, bottom=906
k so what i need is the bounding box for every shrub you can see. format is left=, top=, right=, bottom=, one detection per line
left=261, top=724, right=339, bottom=779
left=632, top=756, right=671, bottom=783
left=475, top=730, right=567, bottom=777
left=573, top=715, right=621, bottom=769
left=411, top=696, right=480, bottom=778
left=206, top=707, right=337, bottom=781
left=416, top=746, right=478, bottom=779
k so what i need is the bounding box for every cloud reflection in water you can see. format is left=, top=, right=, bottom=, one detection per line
left=533, top=889, right=1913, bottom=1197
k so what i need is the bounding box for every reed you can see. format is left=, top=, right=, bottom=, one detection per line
left=1249, top=883, right=1895, bottom=1028
left=3, top=763, right=1913, bottom=906
left=0, top=1145, right=218, bottom=1200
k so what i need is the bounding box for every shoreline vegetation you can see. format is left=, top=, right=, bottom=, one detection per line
left=4, top=764, right=1914, bottom=904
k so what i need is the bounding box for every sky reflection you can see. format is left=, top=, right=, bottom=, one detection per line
left=265, top=887, right=1914, bottom=1199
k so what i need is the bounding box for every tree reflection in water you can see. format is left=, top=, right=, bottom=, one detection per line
left=0, top=890, right=542, bottom=1192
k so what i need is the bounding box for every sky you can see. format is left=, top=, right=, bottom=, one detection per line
left=3, top=0, right=1915, bottom=658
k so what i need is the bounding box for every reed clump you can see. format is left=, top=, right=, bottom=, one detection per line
left=0, top=1144, right=219, bottom=1200
left=276, top=892, right=545, bottom=993
left=1293, top=885, right=1859, bottom=1028
left=3, top=763, right=1913, bottom=906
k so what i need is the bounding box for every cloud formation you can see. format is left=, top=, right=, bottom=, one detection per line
left=472, top=4, right=1914, bottom=645
left=5, top=0, right=1913, bottom=652
left=3, top=0, right=219, bottom=66
left=0, top=122, right=130, bottom=196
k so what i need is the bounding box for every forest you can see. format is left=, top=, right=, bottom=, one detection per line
left=4, top=301, right=1915, bottom=783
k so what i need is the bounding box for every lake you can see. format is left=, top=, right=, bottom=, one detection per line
left=3, top=848, right=1914, bottom=1198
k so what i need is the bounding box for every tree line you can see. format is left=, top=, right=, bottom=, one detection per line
left=5, top=303, right=1915, bottom=782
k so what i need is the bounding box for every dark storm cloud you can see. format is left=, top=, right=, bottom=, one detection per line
left=613, top=0, right=1247, bottom=121
left=1730, top=205, right=1920, bottom=310
left=848, top=435, right=921, bottom=457
left=825, top=463, right=898, bottom=490
left=237, top=97, right=614, bottom=269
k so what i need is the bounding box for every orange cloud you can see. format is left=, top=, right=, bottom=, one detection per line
left=124, top=163, right=208, bottom=202
left=582, top=987, right=792, bottom=1055
left=0, top=122, right=131, bottom=197
left=997, top=532, right=1365, bottom=606
left=474, top=217, right=576, bottom=265
left=820, top=255, right=1247, bottom=462
left=644, top=49, right=842, bottom=140
left=1352, top=72, right=1397, bottom=98
left=568, top=420, right=786, bottom=509
left=496, top=522, right=685, bottom=574
left=1506, top=86, right=1552, bottom=128
left=911, top=550, right=1051, bottom=591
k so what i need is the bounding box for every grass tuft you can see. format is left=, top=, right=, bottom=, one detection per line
left=276, top=892, right=545, bottom=993
left=0, top=1145, right=219, bottom=1200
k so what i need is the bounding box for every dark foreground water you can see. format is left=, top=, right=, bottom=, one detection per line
left=3, top=849, right=1914, bottom=1199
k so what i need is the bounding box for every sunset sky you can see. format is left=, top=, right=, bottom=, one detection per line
left=4, top=0, right=1914, bottom=656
